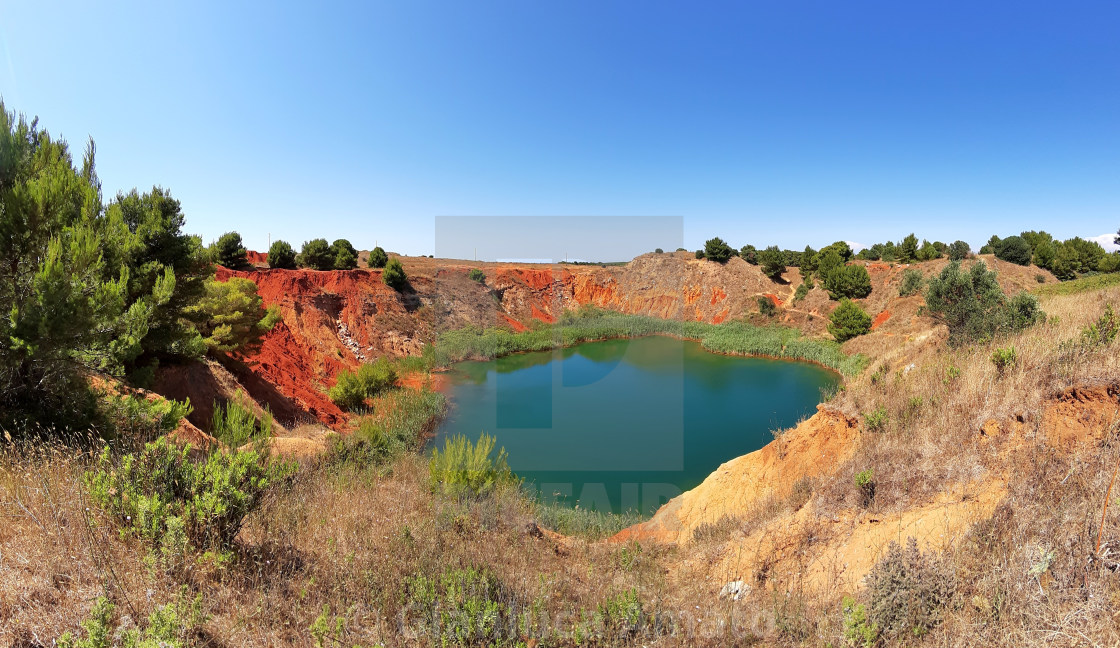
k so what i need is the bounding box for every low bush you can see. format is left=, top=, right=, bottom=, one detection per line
left=863, top=406, right=888, bottom=432
left=58, top=591, right=207, bottom=648
left=793, top=280, right=811, bottom=302
left=86, top=436, right=293, bottom=552
left=898, top=268, right=924, bottom=297
left=468, top=268, right=486, bottom=283
left=842, top=595, right=878, bottom=648
left=429, top=433, right=516, bottom=499
left=824, top=264, right=872, bottom=300
left=328, top=357, right=398, bottom=411
left=328, top=388, right=445, bottom=467
left=211, top=397, right=273, bottom=449
left=757, top=296, right=777, bottom=316
left=866, top=537, right=956, bottom=640
left=101, top=394, right=192, bottom=444
left=402, top=566, right=531, bottom=646
left=990, top=345, right=1017, bottom=375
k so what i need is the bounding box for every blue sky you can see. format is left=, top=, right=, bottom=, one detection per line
left=2, top=1, right=1117, bottom=260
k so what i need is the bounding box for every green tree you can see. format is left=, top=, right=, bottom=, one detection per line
left=758, top=245, right=785, bottom=279
left=799, top=246, right=818, bottom=279
left=213, top=231, right=248, bottom=269
left=917, top=240, right=939, bottom=261
left=925, top=261, right=1043, bottom=344
left=703, top=237, right=734, bottom=263
left=947, top=240, right=970, bottom=261
left=816, top=248, right=844, bottom=280
left=184, top=277, right=281, bottom=352
left=299, top=238, right=333, bottom=270
left=0, top=104, right=130, bottom=427
left=824, top=264, right=872, bottom=300
left=820, top=240, right=854, bottom=262
left=1032, top=240, right=1055, bottom=269
left=899, top=234, right=919, bottom=263
left=828, top=299, right=872, bottom=342
left=367, top=245, right=389, bottom=268
left=267, top=240, right=297, bottom=269
left=468, top=268, right=486, bottom=283
left=739, top=244, right=758, bottom=264
left=382, top=257, right=407, bottom=290
left=979, top=235, right=1001, bottom=255
left=994, top=235, right=1032, bottom=265
left=330, top=238, right=358, bottom=270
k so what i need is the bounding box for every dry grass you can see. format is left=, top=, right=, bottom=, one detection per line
left=4, top=283, right=1120, bottom=646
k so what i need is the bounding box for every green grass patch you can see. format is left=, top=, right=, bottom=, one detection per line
left=327, top=387, right=445, bottom=467
left=431, top=306, right=865, bottom=375
left=533, top=500, right=643, bottom=540
left=1032, top=272, right=1120, bottom=297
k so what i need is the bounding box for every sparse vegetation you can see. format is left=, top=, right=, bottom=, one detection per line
left=866, top=538, right=955, bottom=640
left=898, top=268, right=923, bottom=297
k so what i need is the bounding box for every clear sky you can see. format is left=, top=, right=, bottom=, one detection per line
left=2, top=1, right=1117, bottom=260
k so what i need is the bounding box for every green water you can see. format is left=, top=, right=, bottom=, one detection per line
left=435, top=335, right=839, bottom=515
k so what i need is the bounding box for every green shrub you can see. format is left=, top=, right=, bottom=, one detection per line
left=599, top=588, right=649, bottom=641
left=654, top=248, right=663, bottom=254
left=824, top=264, right=872, bottom=300
left=102, top=394, right=192, bottom=443
left=1035, top=273, right=1046, bottom=283
left=694, top=249, right=706, bottom=259
left=267, top=240, right=297, bottom=269
left=86, top=437, right=293, bottom=551
left=793, top=280, right=811, bottom=302
left=429, top=433, right=516, bottom=499
left=703, top=237, right=735, bottom=263
left=828, top=299, right=872, bottom=342
left=329, top=239, right=358, bottom=270
left=402, top=566, right=533, bottom=647
left=328, top=357, right=398, bottom=411
left=757, top=296, right=777, bottom=316
left=367, top=246, right=389, bottom=268
left=842, top=596, right=878, bottom=648
left=299, top=238, right=333, bottom=270
left=211, top=398, right=272, bottom=448
left=990, top=345, right=1017, bottom=375
left=327, top=387, right=445, bottom=468
left=925, top=261, right=1043, bottom=345
left=995, top=235, right=1032, bottom=265
left=863, top=406, right=888, bottom=432
left=382, top=257, right=407, bottom=290
left=866, top=538, right=956, bottom=640
left=740, top=244, right=758, bottom=264
left=1082, top=304, right=1119, bottom=347
left=468, top=268, right=486, bottom=283
left=855, top=468, right=876, bottom=506
left=898, top=268, right=924, bottom=297
left=213, top=231, right=248, bottom=269
left=58, top=591, right=206, bottom=648
left=184, top=277, right=282, bottom=352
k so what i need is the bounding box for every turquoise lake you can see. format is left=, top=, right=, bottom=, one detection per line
left=434, top=335, right=839, bottom=515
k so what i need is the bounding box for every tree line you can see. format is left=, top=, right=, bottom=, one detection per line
left=211, top=232, right=406, bottom=289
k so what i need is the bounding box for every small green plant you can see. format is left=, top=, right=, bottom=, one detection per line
left=86, top=437, right=293, bottom=553
left=855, top=468, right=876, bottom=507
left=863, top=406, right=888, bottom=432
left=429, top=433, right=516, bottom=498
left=468, top=268, right=486, bottom=283
left=990, top=345, right=1017, bottom=375
left=869, top=364, right=887, bottom=385
left=211, top=397, right=272, bottom=448
left=328, top=357, right=399, bottom=410
left=944, top=364, right=961, bottom=383
left=898, top=268, right=924, bottom=297
left=402, top=566, right=531, bottom=646
left=58, top=590, right=206, bottom=648
left=309, top=604, right=352, bottom=648
left=598, top=588, right=647, bottom=640
left=1035, top=273, right=1046, bottom=283
left=794, top=280, right=811, bottom=302
left=757, top=296, right=777, bottom=317
left=1081, top=304, right=1118, bottom=347
left=654, top=248, right=663, bottom=253
left=102, top=394, right=192, bottom=442
left=842, top=596, right=879, bottom=648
